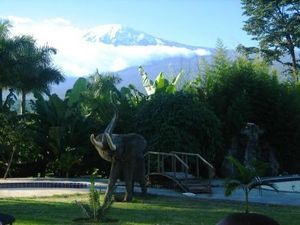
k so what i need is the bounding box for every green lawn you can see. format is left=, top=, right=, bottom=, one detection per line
left=0, top=194, right=299, bottom=225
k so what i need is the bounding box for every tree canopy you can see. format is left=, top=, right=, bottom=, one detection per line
left=241, top=0, right=300, bottom=82
left=13, top=36, right=64, bottom=114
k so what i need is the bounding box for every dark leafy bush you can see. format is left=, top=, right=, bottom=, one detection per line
left=206, top=58, right=280, bottom=144
left=135, top=92, right=222, bottom=164
left=203, top=56, right=300, bottom=173
left=270, top=84, right=300, bottom=172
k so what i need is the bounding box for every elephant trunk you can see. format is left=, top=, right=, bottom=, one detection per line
left=104, top=106, right=118, bottom=136
left=103, top=92, right=118, bottom=151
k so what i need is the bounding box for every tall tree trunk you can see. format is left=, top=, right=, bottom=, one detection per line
left=286, top=35, right=298, bottom=82
left=289, top=46, right=298, bottom=83
left=4, top=146, right=16, bottom=179
left=245, top=187, right=249, bottom=214
left=291, top=56, right=298, bottom=83
left=0, top=87, right=2, bottom=109
left=20, top=90, right=26, bottom=114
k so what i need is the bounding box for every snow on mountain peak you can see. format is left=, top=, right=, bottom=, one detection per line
left=84, top=24, right=123, bottom=41
left=83, top=24, right=165, bottom=46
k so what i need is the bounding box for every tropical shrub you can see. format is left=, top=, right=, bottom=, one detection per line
left=0, top=111, right=37, bottom=178
left=135, top=92, right=222, bottom=165
left=30, top=90, right=95, bottom=177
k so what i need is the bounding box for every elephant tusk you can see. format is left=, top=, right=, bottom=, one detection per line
left=90, top=134, right=103, bottom=149
left=104, top=133, right=117, bottom=151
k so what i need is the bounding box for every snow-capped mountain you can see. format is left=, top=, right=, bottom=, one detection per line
left=7, top=17, right=212, bottom=75
left=82, top=24, right=204, bottom=51
left=83, top=24, right=165, bottom=46
left=50, top=24, right=214, bottom=96
left=5, top=17, right=214, bottom=96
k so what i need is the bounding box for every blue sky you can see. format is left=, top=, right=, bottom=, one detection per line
left=0, top=0, right=259, bottom=77
left=0, top=0, right=256, bottom=48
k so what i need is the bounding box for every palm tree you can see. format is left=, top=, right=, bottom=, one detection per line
left=13, top=35, right=64, bottom=114
left=0, top=20, right=14, bottom=108
left=224, top=156, right=277, bottom=213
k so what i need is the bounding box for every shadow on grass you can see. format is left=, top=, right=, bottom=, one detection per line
left=0, top=197, right=227, bottom=225
left=0, top=199, right=79, bottom=225
left=0, top=195, right=299, bottom=225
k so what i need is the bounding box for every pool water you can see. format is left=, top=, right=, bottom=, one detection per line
left=262, top=180, right=300, bottom=193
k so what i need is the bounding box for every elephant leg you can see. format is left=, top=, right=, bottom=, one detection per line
left=139, top=159, right=147, bottom=195
left=139, top=178, right=147, bottom=196
left=132, top=180, right=135, bottom=195
left=104, top=162, right=120, bottom=204
left=123, top=164, right=134, bottom=202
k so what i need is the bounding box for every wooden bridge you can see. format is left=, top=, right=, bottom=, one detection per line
left=144, top=151, right=215, bottom=194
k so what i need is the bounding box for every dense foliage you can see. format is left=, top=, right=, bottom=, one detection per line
left=1, top=20, right=300, bottom=178
left=271, top=83, right=300, bottom=172
left=135, top=92, right=222, bottom=164
left=202, top=51, right=300, bottom=172
left=205, top=57, right=279, bottom=144
left=30, top=92, right=96, bottom=177
left=0, top=112, right=37, bottom=178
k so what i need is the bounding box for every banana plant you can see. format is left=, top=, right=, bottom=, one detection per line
left=138, top=66, right=183, bottom=95
left=225, top=156, right=277, bottom=213
left=32, top=86, right=94, bottom=177
left=65, top=77, right=88, bottom=107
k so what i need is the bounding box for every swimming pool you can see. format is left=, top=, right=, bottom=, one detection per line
left=261, top=177, right=300, bottom=193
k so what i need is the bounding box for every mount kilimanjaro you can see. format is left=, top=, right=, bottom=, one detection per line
left=51, top=24, right=214, bottom=96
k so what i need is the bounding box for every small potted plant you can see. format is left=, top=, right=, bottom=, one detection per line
left=217, top=156, right=280, bottom=225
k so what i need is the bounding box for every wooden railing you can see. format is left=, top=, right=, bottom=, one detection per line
left=144, top=151, right=189, bottom=179
left=171, top=151, right=215, bottom=180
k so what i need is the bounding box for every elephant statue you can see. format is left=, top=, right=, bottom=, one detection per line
left=90, top=102, right=147, bottom=202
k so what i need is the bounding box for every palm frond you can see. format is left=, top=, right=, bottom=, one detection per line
left=226, top=156, right=253, bottom=182
left=249, top=178, right=278, bottom=192
left=262, top=182, right=278, bottom=192
left=225, top=179, right=241, bottom=196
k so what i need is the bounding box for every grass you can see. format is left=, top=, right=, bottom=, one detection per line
left=0, top=193, right=299, bottom=225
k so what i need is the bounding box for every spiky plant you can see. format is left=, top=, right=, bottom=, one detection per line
left=225, top=156, right=277, bottom=213
left=75, top=170, right=113, bottom=222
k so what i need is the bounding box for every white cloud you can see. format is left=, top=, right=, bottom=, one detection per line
left=194, top=48, right=211, bottom=56
left=1, top=16, right=211, bottom=77
left=3, top=15, right=33, bottom=24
